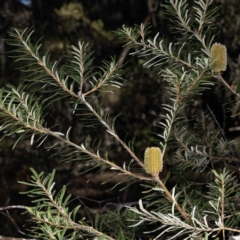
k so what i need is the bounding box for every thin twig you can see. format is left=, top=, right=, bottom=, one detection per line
left=215, top=73, right=240, bottom=99
left=0, top=206, right=37, bottom=240
left=117, top=0, right=158, bottom=66
left=0, top=236, right=36, bottom=240
left=0, top=206, right=28, bottom=211
left=154, top=175, right=190, bottom=222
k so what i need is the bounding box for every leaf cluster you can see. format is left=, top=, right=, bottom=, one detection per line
left=1, top=0, right=240, bottom=240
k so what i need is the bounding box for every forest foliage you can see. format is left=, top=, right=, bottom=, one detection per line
left=1, top=0, right=240, bottom=239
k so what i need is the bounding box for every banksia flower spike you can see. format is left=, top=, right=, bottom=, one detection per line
left=144, top=147, right=163, bottom=177
left=209, top=43, right=227, bottom=73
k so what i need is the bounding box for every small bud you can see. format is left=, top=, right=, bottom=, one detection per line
left=209, top=43, right=227, bottom=73
left=144, top=147, right=163, bottom=177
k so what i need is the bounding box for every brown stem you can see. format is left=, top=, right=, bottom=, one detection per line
left=154, top=175, right=190, bottom=222
left=45, top=129, right=149, bottom=180
left=215, top=73, right=240, bottom=99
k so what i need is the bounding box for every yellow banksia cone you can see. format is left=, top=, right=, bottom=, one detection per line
left=209, top=43, right=227, bottom=73
left=144, top=147, right=163, bottom=177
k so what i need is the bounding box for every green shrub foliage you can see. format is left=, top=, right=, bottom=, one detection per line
left=1, top=0, right=240, bottom=239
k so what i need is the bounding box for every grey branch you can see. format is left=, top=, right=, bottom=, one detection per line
left=0, top=236, right=37, bottom=240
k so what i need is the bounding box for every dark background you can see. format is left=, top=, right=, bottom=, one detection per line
left=0, top=0, right=240, bottom=238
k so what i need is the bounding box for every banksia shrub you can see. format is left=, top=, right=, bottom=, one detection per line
left=209, top=43, right=227, bottom=73
left=2, top=0, right=240, bottom=239
left=144, top=147, right=163, bottom=177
